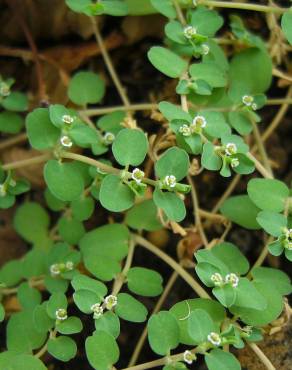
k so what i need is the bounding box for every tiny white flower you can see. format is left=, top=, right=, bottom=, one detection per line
left=60, top=135, right=73, bottom=147
left=190, top=115, right=207, bottom=132
left=230, top=157, right=240, bottom=168
left=202, top=44, right=210, bottom=55
left=104, top=295, right=118, bottom=310
left=0, top=184, right=6, bottom=197
left=207, top=332, right=222, bottom=346
left=132, top=168, right=145, bottom=184
left=287, top=242, right=292, bottom=250
left=65, top=261, right=74, bottom=271
left=225, top=273, right=239, bottom=288
left=179, top=124, right=191, bottom=137
left=183, top=25, right=197, bottom=39
left=91, top=303, right=104, bottom=319
left=242, top=326, right=253, bottom=336
left=62, top=114, right=74, bottom=124
left=55, top=308, right=67, bottom=321
left=103, top=132, right=115, bottom=145
left=50, top=263, right=61, bottom=276
left=285, top=228, right=292, bottom=240
left=251, top=103, right=257, bottom=111
left=183, top=350, right=196, bottom=365
left=211, top=272, right=224, bottom=286
left=225, top=143, right=237, bottom=156
left=242, top=95, right=254, bottom=107
left=0, top=83, right=10, bottom=97
left=164, top=175, right=177, bottom=188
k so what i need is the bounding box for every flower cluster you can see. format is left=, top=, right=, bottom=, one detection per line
left=90, top=295, right=118, bottom=320
left=179, top=115, right=207, bottom=137
left=50, top=261, right=74, bottom=276
left=55, top=308, right=68, bottom=321
left=211, top=272, right=239, bottom=288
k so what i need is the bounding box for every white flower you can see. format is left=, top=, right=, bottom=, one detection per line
left=207, top=332, right=221, bottom=346
left=225, top=273, right=239, bottom=288
left=55, top=308, right=68, bottom=321
left=242, top=95, right=254, bottom=107
left=104, top=295, right=118, bottom=310
left=0, top=83, right=10, bottom=97
left=50, top=263, right=61, bottom=276
left=230, top=157, right=240, bottom=168
left=179, top=124, right=191, bottom=137
left=210, top=272, right=224, bottom=286
left=62, top=114, right=74, bottom=124
left=190, top=115, right=207, bottom=132
left=132, top=168, right=145, bottom=184
left=91, top=303, right=104, bottom=319
left=225, top=143, right=237, bottom=156
left=103, top=132, right=115, bottom=145
left=164, top=175, right=177, bottom=188
left=251, top=103, right=257, bottom=111
left=285, top=228, right=292, bottom=240
left=202, top=44, right=210, bottom=55
left=60, top=135, right=73, bottom=147
left=0, top=184, right=6, bottom=197
left=183, top=350, right=196, bottom=364
left=183, top=25, right=197, bottom=39
left=65, top=261, right=74, bottom=271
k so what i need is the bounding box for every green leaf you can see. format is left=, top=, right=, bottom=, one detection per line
left=190, top=7, right=223, bottom=37
left=153, top=188, right=186, bottom=222
left=65, top=0, right=91, bottom=13
left=0, top=260, right=23, bottom=287
left=99, top=174, right=135, bottom=212
left=158, top=101, right=191, bottom=121
left=0, top=111, right=23, bottom=133
left=228, top=111, right=252, bottom=135
left=26, top=108, right=60, bottom=150
left=70, top=124, right=98, bottom=146
left=7, top=311, right=47, bottom=353
left=155, top=147, right=189, bottom=181
left=48, top=336, right=77, bottom=362
left=97, top=110, right=125, bottom=134
left=187, top=309, right=215, bottom=344
left=112, top=128, right=148, bottom=166
left=229, top=48, right=272, bottom=100
left=101, top=0, right=128, bottom=16
left=170, top=299, right=225, bottom=345
left=71, top=195, right=95, bottom=221
left=0, top=303, right=5, bottom=322
left=148, top=46, right=188, bottom=78
left=220, top=195, right=261, bottom=229
left=73, top=289, right=101, bottom=313
left=17, top=283, right=42, bottom=310
left=58, top=216, right=85, bottom=244
left=44, top=160, right=84, bottom=201
left=33, top=303, right=55, bottom=333
left=148, top=311, right=180, bottom=355
left=247, top=178, right=289, bottom=212
left=165, top=20, right=185, bottom=44
left=80, top=224, right=129, bottom=281
left=0, top=353, right=47, bottom=370
left=201, top=142, right=221, bottom=171
left=281, top=11, right=292, bottom=45
left=56, top=316, right=83, bottom=334
left=2, top=92, right=28, bottom=112
left=256, top=210, right=287, bottom=237
left=150, top=0, right=176, bottom=18
left=71, top=274, right=107, bottom=297
left=189, top=62, right=227, bottom=88
left=85, top=331, right=120, bottom=370
left=201, top=111, right=231, bottom=138
left=13, top=202, right=49, bottom=245
left=213, top=285, right=236, bottom=307
left=115, top=293, right=148, bottom=322
left=230, top=282, right=283, bottom=326
left=205, top=349, right=241, bottom=370
left=46, top=292, right=68, bottom=319
left=45, top=188, right=66, bottom=211
left=68, top=71, right=105, bottom=105
left=94, top=312, right=120, bottom=339
left=251, top=267, right=292, bottom=296
left=127, top=267, right=163, bottom=297
left=125, top=199, right=162, bottom=231
left=234, top=278, right=267, bottom=310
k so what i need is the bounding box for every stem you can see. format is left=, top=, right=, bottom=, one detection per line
left=173, top=0, right=186, bottom=25
left=266, top=98, right=292, bottom=105
left=90, top=17, right=131, bottom=109
left=128, top=271, right=179, bottom=366
left=201, top=0, right=286, bottom=13
left=0, top=133, right=27, bottom=151
left=211, top=174, right=241, bottom=214
left=246, top=152, right=273, bottom=179
left=2, top=153, right=51, bottom=171
left=81, top=103, right=158, bottom=117
left=187, top=176, right=209, bottom=247
left=251, top=120, right=273, bottom=178
left=247, top=342, right=276, bottom=370
left=133, top=234, right=210, bottom=299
